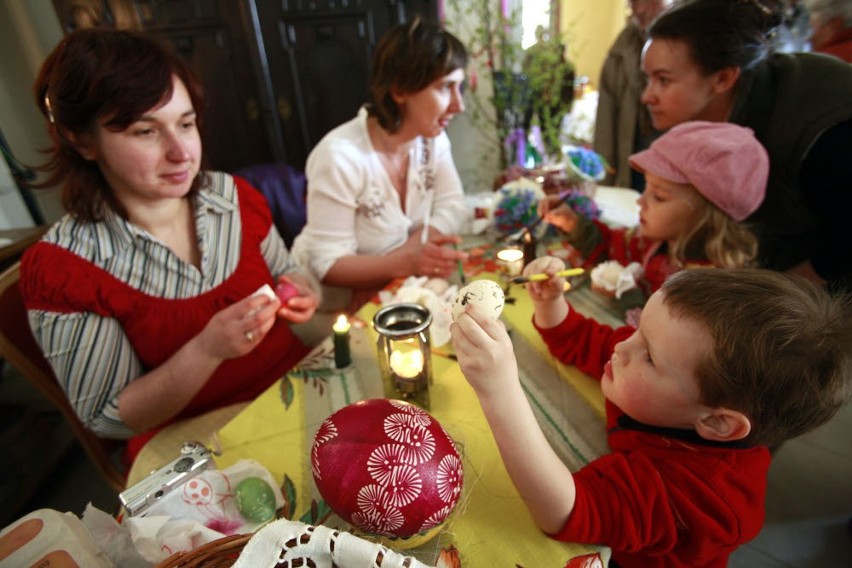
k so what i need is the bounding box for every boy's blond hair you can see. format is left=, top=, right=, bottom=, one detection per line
left=662, top=268, right=851, bottom=448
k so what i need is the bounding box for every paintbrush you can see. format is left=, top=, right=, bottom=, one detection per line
left=452, top=242, right=467, bottom=285
left=510, top=267, right=585, bottom=284
left=500, top=190, right=576, bottom=244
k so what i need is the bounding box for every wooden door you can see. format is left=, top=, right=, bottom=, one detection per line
left=252, top=0, right=438, bottom=170
left=51, top=0, right=274, bottom=173
left=51, top=0, right=438, bottom=171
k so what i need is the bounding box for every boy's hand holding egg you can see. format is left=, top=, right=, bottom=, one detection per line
left=451, top=279, right=505, bottom=321
left=450, top=279, right=516, bottom=399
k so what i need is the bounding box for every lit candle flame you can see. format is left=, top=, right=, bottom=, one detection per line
left=496, top=247, right=524, bottom=277
left=496, top=248, right=524, bottom=262
left=389, top=349, right=424, bottom=379
left=333, top=314, right=350, bottom=333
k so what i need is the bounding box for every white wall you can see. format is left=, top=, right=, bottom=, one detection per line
left=443, top=2, right=504, bottom=194
left=560, top=0, right=625, bottom=89
left=0, top=0, right=64, bottom=227
left=0, top=155, right=34, bottom=229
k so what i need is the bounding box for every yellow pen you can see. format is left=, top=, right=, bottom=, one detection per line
left=511, top=267, right=584, bottom=284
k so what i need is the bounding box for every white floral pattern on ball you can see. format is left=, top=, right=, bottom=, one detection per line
left=311, top=399, right=463, bottom=539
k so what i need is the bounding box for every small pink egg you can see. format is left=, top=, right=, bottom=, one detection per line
left=275, top=282, right=300, bottom=304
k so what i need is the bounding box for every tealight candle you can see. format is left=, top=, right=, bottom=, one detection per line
left=332, top=314, right=351, bottom=369
left=389, top=349, right=425, bottom=380
left=496, top=247, right=524, bottom=277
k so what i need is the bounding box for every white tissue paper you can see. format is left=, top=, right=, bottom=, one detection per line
left=82, top=504, right=149, bottom=568
left=119, top=458, right=284, bottom=564
left=378, top=276, right=457, bottom=347
left=590, top=260, right=644, bottom=299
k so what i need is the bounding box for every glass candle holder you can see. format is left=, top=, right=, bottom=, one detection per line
left=496, top=247, right=524, bottom=277
left=372, top=303, right=433, bottom=409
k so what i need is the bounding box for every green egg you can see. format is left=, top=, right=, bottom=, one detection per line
left=235, top=477, right=276, bottom=523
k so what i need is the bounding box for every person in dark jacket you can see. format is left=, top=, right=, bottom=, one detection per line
left=642, top=0, right=852, bottom=290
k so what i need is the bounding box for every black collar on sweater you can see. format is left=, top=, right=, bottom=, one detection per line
left=612, top=414, right=756, bottom=449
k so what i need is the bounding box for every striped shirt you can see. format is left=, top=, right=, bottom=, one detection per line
left=24, top=172, right=302, bottom=438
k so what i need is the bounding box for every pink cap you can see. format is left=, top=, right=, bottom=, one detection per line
left=629, top=121, right=769, bottom=221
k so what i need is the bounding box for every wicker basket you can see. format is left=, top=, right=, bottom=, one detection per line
left=154, top=534, right=252, bottom=568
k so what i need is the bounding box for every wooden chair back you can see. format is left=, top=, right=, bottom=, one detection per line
left=0, top=261, right=126, bottom=492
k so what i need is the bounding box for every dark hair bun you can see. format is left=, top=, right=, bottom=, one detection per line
left=739, top=0, right=785, bottom=36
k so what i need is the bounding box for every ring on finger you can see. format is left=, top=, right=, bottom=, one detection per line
left=244, top=329, right=255, bottom=342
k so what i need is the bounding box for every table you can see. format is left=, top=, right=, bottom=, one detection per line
left=127, top=234, right=627, bottom=567
left=211, top=245, right=623, bottom=567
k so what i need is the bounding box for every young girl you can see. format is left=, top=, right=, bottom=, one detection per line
left=540, top=121, right=768, bottom=320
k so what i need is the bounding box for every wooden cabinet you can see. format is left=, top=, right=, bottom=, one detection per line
left=51, top=0, right=438, bottom=172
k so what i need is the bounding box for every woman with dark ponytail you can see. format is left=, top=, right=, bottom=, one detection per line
left=641, top=0, right=852, bottom=291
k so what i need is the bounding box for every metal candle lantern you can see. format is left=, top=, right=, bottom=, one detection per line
left=372, top=303, right=433, bottom=409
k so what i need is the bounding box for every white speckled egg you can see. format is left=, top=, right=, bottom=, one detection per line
left=451, top=279, right=505, bottom=321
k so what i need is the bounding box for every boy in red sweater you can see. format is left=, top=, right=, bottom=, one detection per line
left=451, top=262, right=851, bottom=567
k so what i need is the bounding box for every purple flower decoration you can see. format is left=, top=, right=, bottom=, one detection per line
left=558, top=189, right=601, bottom=221
left=493, top=186, right=600, bottom=237
left=494, top=187, right=538, bottom=234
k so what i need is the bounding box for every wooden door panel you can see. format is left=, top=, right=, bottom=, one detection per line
left=50, top=0, right=273, bottom=172
left=266, top=12, right=373, bottom=170
left=254, top=0, right=438, bottom=170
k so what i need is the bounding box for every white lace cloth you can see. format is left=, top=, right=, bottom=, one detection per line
left=233, top=519, right=435, bottom=568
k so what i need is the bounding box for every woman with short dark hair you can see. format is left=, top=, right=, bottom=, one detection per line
left=291, top=18, right=470, bottom=312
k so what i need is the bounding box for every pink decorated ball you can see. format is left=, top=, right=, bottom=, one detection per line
left=311, top=399, right=463, bottom=539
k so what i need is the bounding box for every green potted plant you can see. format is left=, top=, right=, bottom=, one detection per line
left=445, top=1, right=574, bottom=168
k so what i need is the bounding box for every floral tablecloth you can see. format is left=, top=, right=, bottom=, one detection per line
left=212, top=257, right=619, bottom=566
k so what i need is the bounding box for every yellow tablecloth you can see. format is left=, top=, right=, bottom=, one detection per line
left=214, top=274, right=614, bottom=567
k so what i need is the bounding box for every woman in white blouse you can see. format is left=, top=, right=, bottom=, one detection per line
left=291, top=18, right=470, bottom=312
